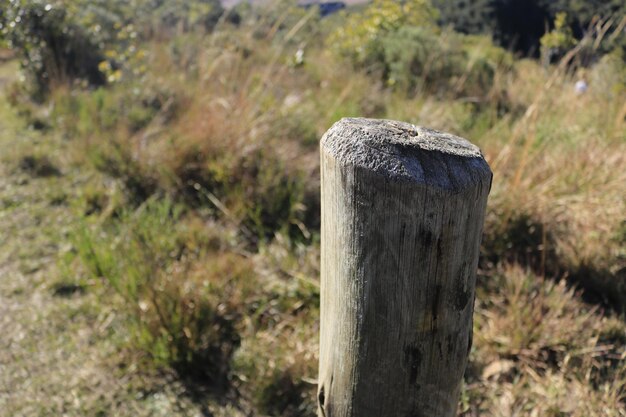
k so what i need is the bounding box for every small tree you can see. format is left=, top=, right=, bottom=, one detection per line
left=0, top=1, right=107, bottom=99
left=327, top=0, right=439, bottom=69
left=540, top=12, right=576, bottom=65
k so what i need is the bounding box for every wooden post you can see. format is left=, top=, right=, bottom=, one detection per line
left=318, top=118, right=492, bottom=417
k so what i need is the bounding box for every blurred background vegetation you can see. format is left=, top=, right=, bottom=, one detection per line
left=0, top=0, right=625, bottom=416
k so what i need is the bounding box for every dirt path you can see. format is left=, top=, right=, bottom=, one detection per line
left=0, top=84, right=103, bottom=416
left=0, top=64, right=215, bottom=417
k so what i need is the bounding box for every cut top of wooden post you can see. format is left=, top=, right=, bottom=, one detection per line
left=321, top=117, right=491, bottom=192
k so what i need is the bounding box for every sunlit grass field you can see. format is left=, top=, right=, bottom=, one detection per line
left=0, top=1, right=625, bottom=415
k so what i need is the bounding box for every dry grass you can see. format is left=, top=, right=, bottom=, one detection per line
left=1, top=3, right=625, bottom=416
left=479, top=56, right=626, bottom=304
left=0, top=81, right=215, bottom=417
left=464, top=265, right=626, bottom=416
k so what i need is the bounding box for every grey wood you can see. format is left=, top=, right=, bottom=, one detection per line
left=318, top=118, right=492, bottom=417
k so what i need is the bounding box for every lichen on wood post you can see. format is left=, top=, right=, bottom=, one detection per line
left=318, top=118, right=492, bottom=417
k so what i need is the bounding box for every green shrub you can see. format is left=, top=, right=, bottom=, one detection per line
left=54, top=81, right=181, bottom=136
left=88, top=138, right=158, bottom=203
left=71, top=198, right=254, bottom=385
left=171, top=143, right=307, bottom=242
left=540, top=12, right=576, bottom=65
left=0, top=1, right=106, bottom=99
left=0, top=0, right=224, bottom=98
left=329, top=0, right=512, bottom=100
left=380, top=26, right=512, bottom=100
left=327, top=0, right=438, bottom=69
left=381, top=26, right=464, bottom=93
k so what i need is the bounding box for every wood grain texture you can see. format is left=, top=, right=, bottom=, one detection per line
left=318, top=118, right=492, bottom=417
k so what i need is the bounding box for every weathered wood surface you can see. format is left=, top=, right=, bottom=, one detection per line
left=318, top=118, right=492, bottom=417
